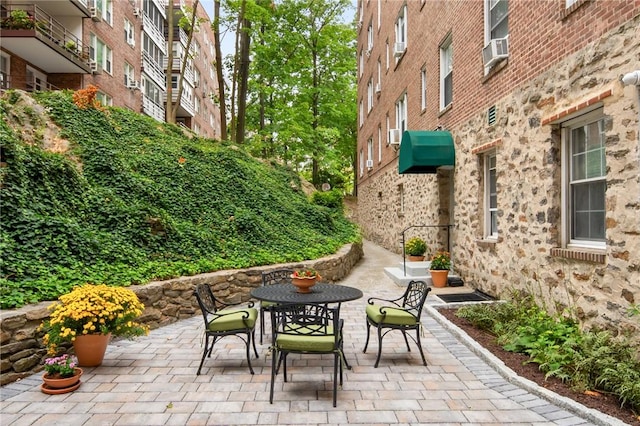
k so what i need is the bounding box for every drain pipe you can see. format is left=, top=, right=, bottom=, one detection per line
left=620, top=70, right=640, bottom=202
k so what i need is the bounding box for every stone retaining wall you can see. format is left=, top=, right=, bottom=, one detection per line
left=0, top=242, right=363, bottom=386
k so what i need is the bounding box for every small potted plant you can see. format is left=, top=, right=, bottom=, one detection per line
left=291, top=268, right=321, bottom=293
left=40, top=284, right=149, bottom=367
left=405, top=237, right=427, bottom=261
left=429, top=250, right=451, bottom=287
left=1, top=9, right=35, bottom=30
left=41, top=354, right=82, bottom=394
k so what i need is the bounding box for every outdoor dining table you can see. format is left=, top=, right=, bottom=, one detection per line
left=250, top=282, right=363, bottom=305
left=250, top=282, right=363, bottom=369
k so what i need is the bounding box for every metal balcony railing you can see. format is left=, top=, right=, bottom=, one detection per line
left=0, top=4, right=90, bottom=66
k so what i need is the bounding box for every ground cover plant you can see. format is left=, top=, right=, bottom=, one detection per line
left=454, top=297, right=640, bottom=418
left=0, top=90, right=360, bottom=309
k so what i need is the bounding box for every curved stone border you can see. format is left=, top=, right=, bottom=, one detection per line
left=0, top=242, right=364, bottom=385
left=425, top=305, right=627, bottom=426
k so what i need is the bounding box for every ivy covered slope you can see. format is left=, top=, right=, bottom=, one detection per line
left=0, top=90, right=359, bottom=309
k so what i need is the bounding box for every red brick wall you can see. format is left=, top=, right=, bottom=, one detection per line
left=357, top=0, right=640, bottom=184
left=84, top=4, right=142, bottom=112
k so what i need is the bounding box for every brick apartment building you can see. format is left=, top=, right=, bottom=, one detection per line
left=0, top=0, right=221, bottom=139
left=356, top=0, right=640, bottom=333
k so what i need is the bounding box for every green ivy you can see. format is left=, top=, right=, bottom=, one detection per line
left=0, top=90, right=359, bottom=309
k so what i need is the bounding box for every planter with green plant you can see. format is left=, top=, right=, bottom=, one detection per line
left=1, top=10, right=36, bottom=30
left=405, top=237, right=427, bottom=261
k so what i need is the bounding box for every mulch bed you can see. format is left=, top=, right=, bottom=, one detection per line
left=436, top=307, right=640, bottom=426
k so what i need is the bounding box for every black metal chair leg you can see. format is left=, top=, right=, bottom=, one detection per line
left=374, top=326, right=383, bottom=368
left=197, top=334, right=211, bottom=375
left=269, top=347, right=277, bottom=403
left=251, top=329, right=259, bottom=357
left=246, top=332, right=255, bottom=375
left=363, top=321, right=371, bottom=353
left=416, top=329, right=427, bottom=366
left=260, top=310, right=265, bottom=345
left=402, top=330, right=412, bottom=352
left=333, top=352, right=338, bottom=407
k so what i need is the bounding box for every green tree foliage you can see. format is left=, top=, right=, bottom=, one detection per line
left=0, top=91, right=359, bottom=309
left=241, top=0, right=357, bottom=190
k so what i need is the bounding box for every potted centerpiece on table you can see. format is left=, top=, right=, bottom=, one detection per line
left=405, top=237, right=427, bottom=261
left=41, top=354, right=82, bottom=394
left=429, top=250, right=451, bottom=288
left=291, top=268, right=321, bottom=293
left=40, top=284, right=149, bottom=367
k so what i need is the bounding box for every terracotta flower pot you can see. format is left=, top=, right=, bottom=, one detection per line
left=41, top=368, right=82, bottom=394
left=430, top=270, right=449, bottom=288
left=291, top=276, right=319, bottom=293
left=73, top=333, right=111, bottom=367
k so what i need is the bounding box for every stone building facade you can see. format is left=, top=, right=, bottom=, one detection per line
left=356, top=0, right=640, bottom=334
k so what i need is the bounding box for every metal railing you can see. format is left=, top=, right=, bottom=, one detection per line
left=1, top=4, right=90, bottom=68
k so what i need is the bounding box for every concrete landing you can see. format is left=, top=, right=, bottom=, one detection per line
left=384, top=260, right=462, bottom=288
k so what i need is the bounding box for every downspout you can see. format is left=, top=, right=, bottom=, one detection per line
left=620, top=70, right=640, bottom=202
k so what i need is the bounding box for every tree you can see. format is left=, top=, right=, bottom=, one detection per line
left=244, top=0, right=356, bottom=188
left=165, top=0, right=202, bottom=124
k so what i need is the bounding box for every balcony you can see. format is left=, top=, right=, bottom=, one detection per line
left=141, top=50, right=166, bottom=89
left=162, top=90, right=195, bottom=117
left=0, top=4, right=91, bottom=74
left=142, top=96, right=165, bottom=122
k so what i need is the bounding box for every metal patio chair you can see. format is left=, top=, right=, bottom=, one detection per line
left=363, top=280, right=431, bottom=367
left=193, top=283, right=259, bottom=375
left=269, top=303, right=345, bottom=407
left=259, top=268, right=294, bottom=344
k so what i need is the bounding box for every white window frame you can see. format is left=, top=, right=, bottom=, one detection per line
left=124, top=18, right=135, bottom=46
left=359, top=99, right=364, bottom=128
left=90, top=34, right=112, bottom=74
left=485, top=0, right=508, bottom=43
left=385, top=40, right=389, bottom=70
left=484, top=151, right=498, bottom=239
left=359, top=50, right=364, bottom=78
left=359, top=148, right=364, bottom=177
left=565, top=0, right=579, bottom=7
left=367, top=138, right=374, bottom=166
left=377, top=59, right=381, bottom=88
left=367, top=21, right=373, bottom=52
left=96, top=91, right=113, bottom=106
left=0, top=53, right=10, bottom=89
left=440, top=35, right=453, bottom=110
left=124, top=62, right=135, bottom=86
left=378, top=125, right=382, bottom=162
left=561, top=109, right=607, bottom=249
left=395, top=93, right=407, bottom=133
left=367, top=78, right=373, bottom=113
left=394, top=5, right=407, bottom=57
left=377, top=0, right=381, bottom=29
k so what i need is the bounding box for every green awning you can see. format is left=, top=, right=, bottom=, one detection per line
left=398, top=130, right=455, bottom=174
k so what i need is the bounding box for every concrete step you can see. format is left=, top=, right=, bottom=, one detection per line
left=384, top=265, right=462, bottom=288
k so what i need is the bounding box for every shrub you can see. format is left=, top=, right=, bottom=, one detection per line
left=404, top=237, right=427, bottom=256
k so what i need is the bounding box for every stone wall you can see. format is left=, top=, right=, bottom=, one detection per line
left=357, top=17, right=640, bottom=336
left=0, top=242, right=363, bottom=386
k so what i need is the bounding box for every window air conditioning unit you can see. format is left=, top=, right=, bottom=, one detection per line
left=393, top=42, right=405, bottom=58
left=133, top=8, right=141, bottom=17
left=127, top=80, right=140, bottom=90
left=388, top=128, right=401, bottom=145
left=89, top=7, right=100, bottom=21
left=89, top=60, right=102, bottom=74
left=366, top=159, right=374, bottom=168
left=365, top=49, right=371, bottom=58
left=375, top=83, right=381, bottom=94
left=482, top=37, right=509, bottom=67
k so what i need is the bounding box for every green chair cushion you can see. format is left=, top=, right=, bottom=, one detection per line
left=366, top=304, right=416, bottom=326
left=276, top=330, right=336, bottom=352
left=261, top=301, right=277, bottom=309
left=207, top=308, right=257, bottom=331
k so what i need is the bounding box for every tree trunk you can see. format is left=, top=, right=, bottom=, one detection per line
left=235, top=1, right=251, bottom=145
left=213, top=0, right=227, bottom=140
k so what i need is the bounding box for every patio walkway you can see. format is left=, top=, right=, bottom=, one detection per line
left=0, top=241, right=624, bottom=425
